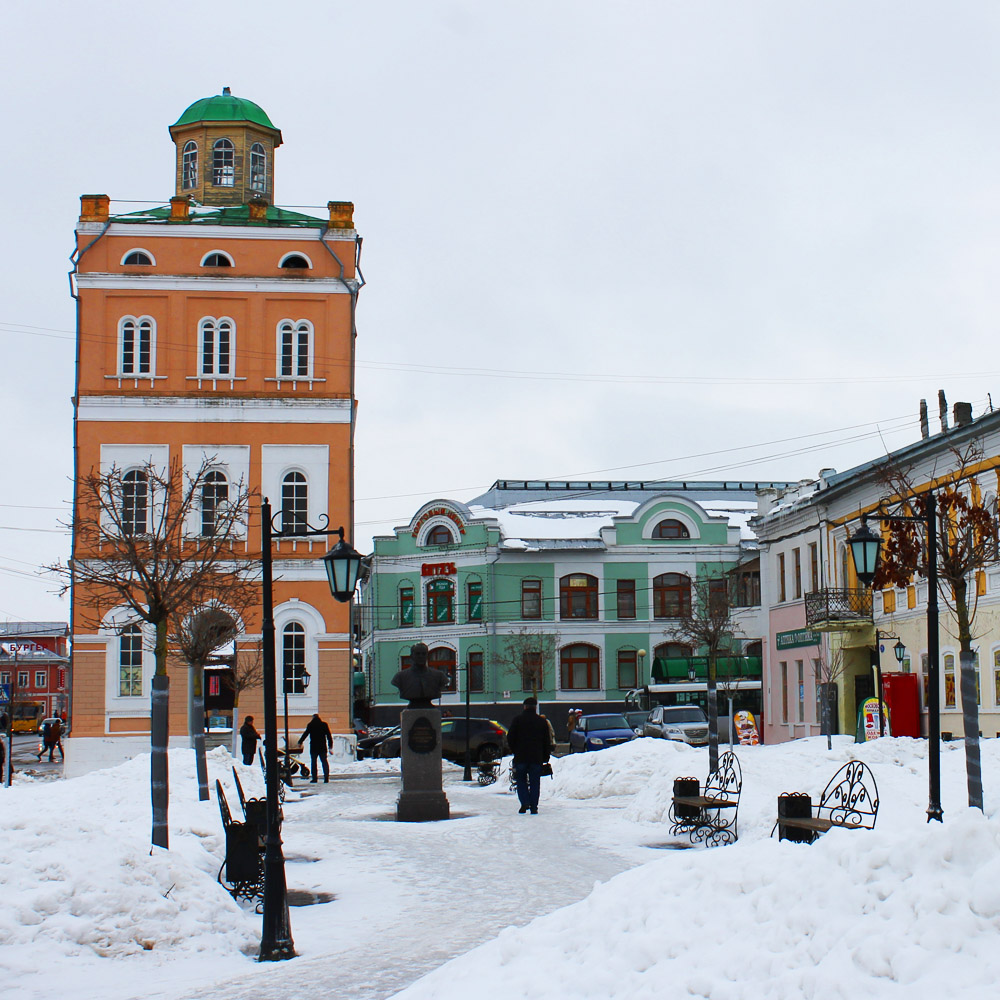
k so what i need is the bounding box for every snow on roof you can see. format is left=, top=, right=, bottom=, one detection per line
left=469, top=496, right=760, bottom=545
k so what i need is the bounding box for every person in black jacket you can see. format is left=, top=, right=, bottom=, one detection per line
left=506, top=696, right=552, bottom=814
left=239, top=716, right=260, bottom=765
left=299, top=713, right=334, bottom=783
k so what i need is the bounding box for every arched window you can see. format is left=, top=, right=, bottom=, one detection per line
left=560, top=573, right=598, bottom=620
left=250, top=142, right=267, bottom=192
left=199, top=317, right=233, bottom=376
left=120, top=317, right=153, bottom=375
left=282, top=622, right=307, bottom=694
left=122, top=250, right=153, bottom=266
left=182, top=141, right=198, bottom=189
left=213, top=138, right=235, bottom=187
left=560, top=643, right=601, bottom=690
left=201, top=251, right=233, bottom=267
left=426, top=579, right=454, bottom=624
left=119, top=624, right=143, bottom=697
left=653, top=573, right=691, bottom=618
left=944, top=653, right=956, bottom=708
left=279, top=254, right=310, bottom=269
left=281, top=472, right=308, bottom=534
left=428, top=646, right=457, bottom=692
left=277, top=320, right=313, bottom=379
left=426, top=525, right=454, bottom=546
left=201, top=471, right=228, bottom=536
left=121, top=470, right=148, bottom=535
left=653, top=518, right=690, bottom=539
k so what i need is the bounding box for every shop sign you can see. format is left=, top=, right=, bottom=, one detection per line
left=412, top=507, right=465, bottom=537
left=776, top=629, right=821, bottom=650
left=421, top=562, right=455, bottom=577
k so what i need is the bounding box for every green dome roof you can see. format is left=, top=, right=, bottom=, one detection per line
left=172, top=89, right=277, bottom=130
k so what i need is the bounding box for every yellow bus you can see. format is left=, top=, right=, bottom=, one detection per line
left=11, top=701, right=44, bottom=733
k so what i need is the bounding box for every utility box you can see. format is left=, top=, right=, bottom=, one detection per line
left=882, top=673, right=921, bottom=738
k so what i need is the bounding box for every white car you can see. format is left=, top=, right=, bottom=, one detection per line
left=642, top=705, right=709, bottom=746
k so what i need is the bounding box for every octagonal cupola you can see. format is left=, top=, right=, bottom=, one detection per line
left=168, top=88, right=283, bottom=207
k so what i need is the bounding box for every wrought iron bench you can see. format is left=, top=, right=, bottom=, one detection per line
left=216, top=778, right=265, bottom=904
left=774, top=760, right=879, bottom=843
left=669, top=750, right=743, bottom=846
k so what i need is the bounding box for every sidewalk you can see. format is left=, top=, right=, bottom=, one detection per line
left=171, top=766, right=645, bottom=1000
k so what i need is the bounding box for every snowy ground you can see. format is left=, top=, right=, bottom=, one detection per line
left=2, top=736, right=1000, bottom=1000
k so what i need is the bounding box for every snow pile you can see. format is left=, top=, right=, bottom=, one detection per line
left=393, top=737, right=1000, bottom=1000
left=0, top=747, right=259, bottom=966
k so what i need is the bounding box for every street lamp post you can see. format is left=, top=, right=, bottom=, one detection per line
left=258, top=499, right=363, bottom=963
left=871, top=630, right=905, bottom=738
left=849, top=499, right=942, bottom=822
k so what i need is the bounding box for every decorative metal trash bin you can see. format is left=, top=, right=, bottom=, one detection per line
left=777, top=792, right=813, bottom=843
left=673, top=777, right=701, bottom=819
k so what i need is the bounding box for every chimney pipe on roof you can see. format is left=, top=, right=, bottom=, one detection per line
left=938, top=390, right=949, bottom=433
left=919, top=399, right=929, bottom=439
left=954, top=401, right=973, bottom=427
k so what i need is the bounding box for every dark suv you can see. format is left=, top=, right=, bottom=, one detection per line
left=376, top=717, right=509, bottom=763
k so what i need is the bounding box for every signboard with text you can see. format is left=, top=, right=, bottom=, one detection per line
left=776, top=629, right=821, bottom=650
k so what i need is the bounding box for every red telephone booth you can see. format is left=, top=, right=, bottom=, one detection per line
left=882, top=673, right=921, bottom=738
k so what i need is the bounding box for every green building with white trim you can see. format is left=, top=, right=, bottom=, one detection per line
left=357, top=480, right=775, bottom=735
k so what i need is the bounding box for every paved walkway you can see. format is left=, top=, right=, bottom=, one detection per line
left=171, top=767, right=647, bottom=1000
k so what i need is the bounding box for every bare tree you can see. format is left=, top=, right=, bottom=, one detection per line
left=230, top=641, right=264, bottom=759
left=493, top=628, right=558, bottom=699
left=669, top=576, right=745, bottom=772
left=55, top=457, right=256, bottom=849
left=814, top=644, right=847, bottom=750
left=173, top=607, right=243, bottom=801
left=874, top=441, right=998, bottom=810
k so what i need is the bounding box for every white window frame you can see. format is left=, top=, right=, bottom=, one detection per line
left=272, top=319, right=315, bottom=385
left=273, top=600, right=322, bottom=712
left=182, top=140, right=198, bottom=189
left=200, top=250, right=235, bottom=268
left=118, top=623, right=144, bottom=698
left=212, top=138, right=235, bottom=187
left=278, top=251, right=312, bottom=269
left=35, top=670, right=47, bottom=688
left=121, top=467, right=151, bottom=535
left=281, top=621, right=308, bottom=694
left=115, top=315, right=157, bottom=382
left=280, top=470, right=309, bottom=535
left=198, top=316, right=235, bottom=377
left=250, top=142, right=267, bottom=193
left=200, top=470, right=230, bottom=538
left=120, top=248, right=156, bottom=266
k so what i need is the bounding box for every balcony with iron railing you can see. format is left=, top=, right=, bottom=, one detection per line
left=804, top=588, right=873, bottom=631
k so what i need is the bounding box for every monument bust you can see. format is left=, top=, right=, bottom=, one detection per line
left=391, top=642, right=449, bottom=708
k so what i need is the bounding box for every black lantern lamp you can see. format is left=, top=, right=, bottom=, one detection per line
left=688, top=661, right=697, bottom=683
left=322, top=528, right=364, bottom=603
left=893, top=640, right=906, bottom=666
left=848, top=517, right=882, bottom=587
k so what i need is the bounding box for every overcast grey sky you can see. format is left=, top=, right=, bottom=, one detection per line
left=3, top=1, right=1000, bottom=621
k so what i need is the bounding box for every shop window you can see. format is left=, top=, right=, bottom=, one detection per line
left=653, top=573, right=691, bottom=618
left=944, top=653, right=956, bottom=708
left=399, top=586, right=414, bottom=627
left=560, top=643, right=601, bottom=690
left=560, top=574, right=598, bottom=620
left=467, top=580, right=483, bottom=621
left=426, top=579, right=454, bottom=624
left=429, top=646, right=457, bottom=692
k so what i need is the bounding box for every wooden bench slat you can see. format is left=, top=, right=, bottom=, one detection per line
left=672, top=796, right=738, bottom=809
left=778, top=816, right=863, bottom=832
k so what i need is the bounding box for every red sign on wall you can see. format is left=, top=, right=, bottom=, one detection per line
left=421, top=562, right=456, bottom=577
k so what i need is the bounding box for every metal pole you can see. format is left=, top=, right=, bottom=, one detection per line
left=925, top=493, right=943, bottom=822
left=872, top=634, right=885, bottom=738
left=4, top=650, right=15, bottom=787
left=463, top=660, right=472, bottom=781
left=283, top=678, right=291, bottom=786
left=259, top=499, right=295, bottom=961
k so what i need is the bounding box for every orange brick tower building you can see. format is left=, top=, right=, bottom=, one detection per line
left=67, top=90, right=361, bottom=773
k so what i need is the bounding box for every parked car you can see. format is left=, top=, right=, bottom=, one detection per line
left=642, top=705, right=710, bottom=746
left=568, top=713, right=636, bottom=752
left=356, top=726, right=400, bottom=760
left=376, top=718, right=509, bottom=764
left=624, top=710, right=650, bottom=735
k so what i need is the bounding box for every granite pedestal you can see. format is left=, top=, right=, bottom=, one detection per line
left=396, top=708, right=450, bottom=822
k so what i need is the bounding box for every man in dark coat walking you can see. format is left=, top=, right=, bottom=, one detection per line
left=299, top=713, right=334, bottom=783
left=239, top=715, right=260, bottom=766
left=506, top=696, right=552, bottom=814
